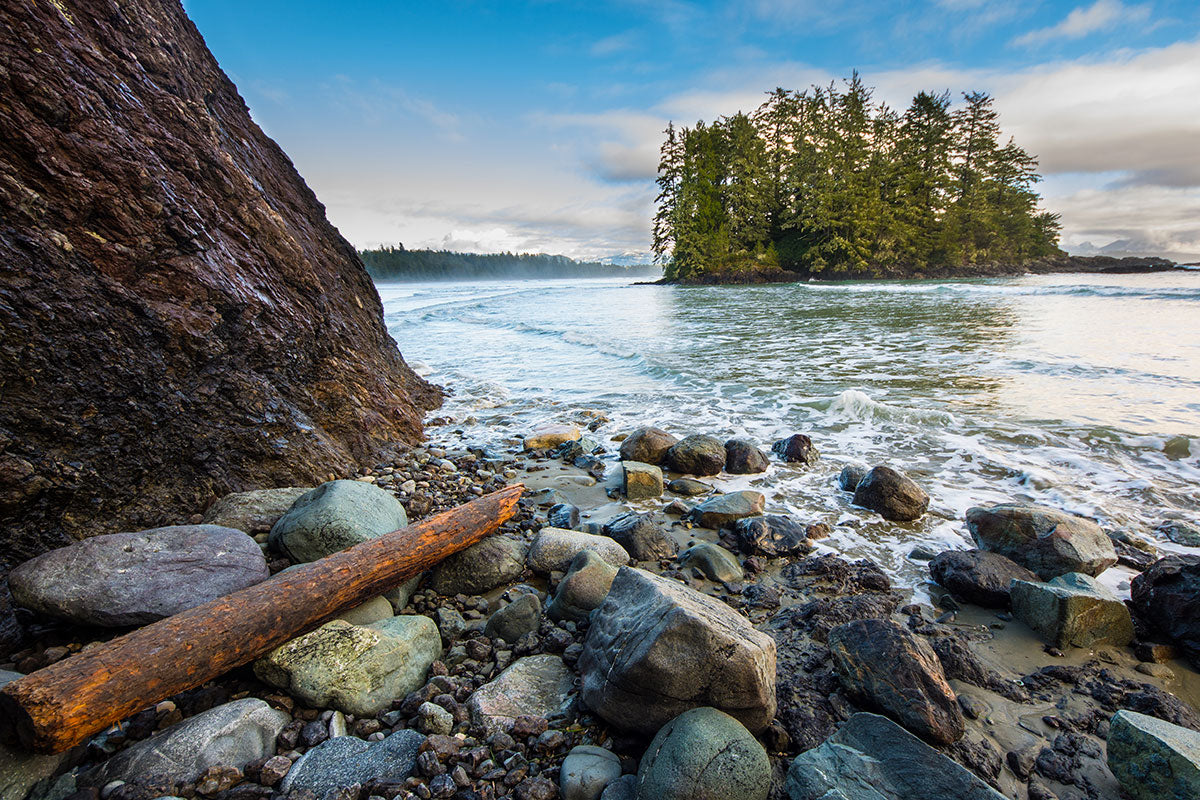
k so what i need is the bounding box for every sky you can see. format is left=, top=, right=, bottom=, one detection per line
left=183, top=0, right=1200, bottom=262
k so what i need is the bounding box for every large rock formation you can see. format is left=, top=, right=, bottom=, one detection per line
left=0, top=0, right=440, bottom=569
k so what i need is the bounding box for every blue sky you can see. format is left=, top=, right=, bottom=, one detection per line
left=184, top=0, right=1200, bottom=260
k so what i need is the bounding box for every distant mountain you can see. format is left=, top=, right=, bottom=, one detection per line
left=595, top=251, right=658, bottom=267
left=1069, top=239, right=1192, bottom=263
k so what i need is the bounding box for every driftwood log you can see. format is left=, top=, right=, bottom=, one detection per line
left=0, top=484, right=524, bottom=753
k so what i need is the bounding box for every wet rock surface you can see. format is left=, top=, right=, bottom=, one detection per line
left=771, top=434, right=819, bottom=465
left=665, top=434, right=727, bottom=476
left=929, top=549, right=1038, bottom=608
left=637, top=707, right=770, bottom=800
left=617, top=427, right=677, bottom=465
left=687, top=491, right=766, bottom=529
left=967, top=503, right=1117, bottom=579
left=852, top=466, right=930, bottom=522
left=734, top=515, right=816, bottom=558
left=1130, top=554, right=1200, bottom=667
left=724, top=439, right=770, bottom=474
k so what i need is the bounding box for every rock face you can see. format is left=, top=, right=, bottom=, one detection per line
left=852, top=466, right=929, bottom=522
left=724, top=439, right=770, bottom=474
left=0, top=0, right=440, bottom=570
left=966, top=503, right=1116, bottom=579
left=1130, top=554, right=1200, bottom=667
left=772, top=434, right=819, bottom=465
left=527, top=528, right=629, bottom=574
left=637, top=707, right=770, bottom=800
left=467, top=655, right=576, bottom=734
left=827, top=619, right=964, bottom=745
left=1107, top=709, right=1200, bottom=800
left=280, top=730, right=425, bottom=800
left=734, top=515, right=815, bottom=558
left=665, top=435, right=726, bottom=476
left=269, top=480, right=409, bottom=563
left=201, top=487, right=311, bottom=534
left=618, top=427, right=678, bottom=465
left=928, top=549, right=1037, bottom=608
left=9, top=524, right=267, bottom=626
left=579, top=567, right=776, bottom=734
left=1010, top=572, right=1134, bottom=649
left=687, top=491, right=766, bottom=530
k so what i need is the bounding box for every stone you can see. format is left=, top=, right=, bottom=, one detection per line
left=1107, top=709, right=1200, bottom=800
left=687, top=491, right=765, bottom=530
left=1010, top=572, right=1134, bottom=649
left=665, top=435, right=726, bottom=476
left=0, top=670, right=70, bottom=800
left=436, top=606, right=466, bottom=643
left=785, top=713, right=1006, bottom=800
left=1130, top=554, right=1200, bottom=667
left=1164, top=435, right=1192, bottom=459
left=254, top=616, right=440, bottom=717
left=547, top=503, right=581, bottom=530
left=637, top=707, right=769, bottom=800
left=837, top=464, right=869, bottom=491
left=928, top=549, right=1037, bottom=608
left=827, top=618, right=964, bottom=745
left=417, top=702, right=455, bottom=736
left=485, top=594, right=542, bottom=643
left=559, top=745, right=621, bottom=800
left=430, top=535, right=527, bottom=595
left=734, top=515, right=814, bottom=558
left=336, top=595, right=395, bottom=626
left=599, top=775, right=637, bottom=800
left=852, top=466, right=929, bottom=522
left=579, top=567, right=776, bottom=734
left=679, top=543, right=743, bottom=583
left=602, top=513, right=677, bottom=561
left=528, top=528, right=629, bottom=574
left=9, top=525, right=268, bottom=627
left=1157, top=520, right=1200, bottom=547
left=524, top=426, right=581, bottom=451
left=383, top=574, right=423, bottom=614
left=724, top=440, right=770, bottom=474
left=268, top=480, right=408, bottom=564
left=202, top=488, right=311, bottom=534
left=668, top=478, right=711, bottom=496
left=621, top=461, right=663, bottom=500
left=280, top=730, right=425, bottom=800
left=618, top=427, right=678, bottom=466
left=467, top=655, right=575, bottom=735
left=771, top=434, right=819, bottom=465
left=84, top=699, right=288, bottom=786
left=1109, top=528, right=1159, bottom=571
left=966, top=503, right=1117, bottom=579
left=547, top=550, right=620, bottom=623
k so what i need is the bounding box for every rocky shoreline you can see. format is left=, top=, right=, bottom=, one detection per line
left=3, top=416, right=1199, bottom=800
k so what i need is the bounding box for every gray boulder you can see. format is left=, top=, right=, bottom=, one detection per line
left=1107, top=709, right=1200, bottom=800
left=966, top=503, right=1117, bottom=579
left=666, top=435, right=726, bottom=476
left=785, top=713, right=1006, bottom=800
left=928, top=549, right=1037, bottom=608
left=560, top=745, right=622, bottom=800
left=734, top=515, right=814, bottom=558
left=336, top=595, right=394, bottom=625
left=430, top=534, right=527, bottom=595
left=1011, top=572, right=1134, bottom=649
left=547, top=550, right=620, bottom=623
left=679, top=543, right=743, bottom=583
left=771, top=434, right=818, bottom=465
left=687, top=491, right=765, bottom=530
left=599, top=775, right=637, bottom=800
left=637, top=707, right=770, bottom=800
left=9, top=525, right=268, bottom=627
left=383, top=573, right=423, bottom=614
left=528, top=527, right=629, bottom=574
left=668, top=478, right=712, bottom=496
left=579, top=567, right=776, bottom=734
left=1130, top=554, right=1200, bottom=667
left=467, top=655, right=575, bottom=734
left=485, top=593, right=542, bottom=643
left=202, top=487, right=311, bottom=534
left=602, top=512, right=677, bottom=561
left=724, top=440, right=769, bottom=474
left=853, top=466, right=929, bottom=522
left=269, top=480, right=408, bottom=563
left=619, top=427, right=678, bottom=465
left=622, top=461, right=663, bottom=500
left=84, top=698, right=288, bottom=786
left=280, top=730, right=425, bottom=800
left=837, top=464, right=869, bottom=492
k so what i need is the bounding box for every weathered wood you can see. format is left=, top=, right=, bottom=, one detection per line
left=0, top=484, right=524, bottom=753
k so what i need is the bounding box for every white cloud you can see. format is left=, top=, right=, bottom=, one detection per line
left=1014, top=0, right=1151, bottom=47
left=590, top=31, right=638, bottom=56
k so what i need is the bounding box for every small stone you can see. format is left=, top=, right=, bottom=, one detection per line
left=258, top=756, right=291, bottom=787
left=195, top=765, right=242, bottom=796
left=547, top=550, right=620, bottom=623
left=837, top=464, right=868, bottom=491
left=484, top=594, right=542, bottom=643
left=436, top=607, right=466, bottom=643
left=547, top=503, right=581, bottom=530
left=1135, top=662, right=1174, bottom=679
left=466, top=655, right=575, bottom=735
left=418, top=702, right=454, bottom=736
left=668, top=478, right=711, bottom=497
left=560, top=745, right=621, bottom=800
left=679, top=543, right=743, bottom=583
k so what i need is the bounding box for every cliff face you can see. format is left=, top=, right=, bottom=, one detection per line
left=0, top=0, right=441, bottom=567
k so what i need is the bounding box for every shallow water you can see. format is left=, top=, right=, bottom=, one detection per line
left=379, top=272, right=1200, bottom=591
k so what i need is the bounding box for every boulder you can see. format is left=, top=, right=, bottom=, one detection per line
left=1108, top=528, right=1159, bottom=571
left=528, top=528, right=629, bottom=575
left=734, top=515, right=815, bottom=558
left=484, top=593, right=542, bottom=643
left=619, top=427, right=678, bottom=465
left=1157, top=520, right=1200, bottom=547
left=430, top=535, right=527, bottom=595
left=1130, top=554, right=1200, bottom=667
left=602, top=513, right=677, bottom=561
left=966, top=503, right=1117, bottom=579
left=254, top=616, right=440, bottom=717
left=280, top=730, right=425, bottom=800
left=84, top=699, right=289, bottom=786
left=622, top=461, right=664, bottom=500
left=548, top=503, right=582, bottom=530
left=579, top=567, right=776, bottom=734
left=9, top=525, right=268, bottom=627
left=852, top=466, right=929, bottom=522
left=269, top=480, right=408, bottom=563
left=771, top=434, right=819, bottom=465
left=600, top=775, right=637, bottom=800
left=560, top=745, right=622, bottom=800
left=668, top=478, right=712, bottom=496
left=687, top=491, right=765, bottom=530
left=827, top=618, right=964, bottom=745
left=0, top=670, right=70, bottom=800
left=724, top=440, right=770, bottom=474
left=637, top=707, right=770, bottom=800
left=467, top=655, right=575, bottom=734
left=928, top=549, right=1037, bottom=608
left=547, top=550, right=620, bottom=623
left=679, top=543, right=743, bottom=583
left=785, top=713, right=1006, bottom=800
left=525, top=425, right=582, bottom=451
left=1107, top=709, right=1200, bottom=800
left=837, top=464, right=868, bottom=492
left=665, top=435, right=726, bottom=476
left=201, top=487, right=311, bottom=534
left=1010, top=572, right=1134, bottom=649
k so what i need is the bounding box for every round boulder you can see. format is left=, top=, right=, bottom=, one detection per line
left=202, top=487, right=311, bottom=534
left=724, top=440, right=769, bottom=475
left=269, top=480, right=408, bottom=563
left=560, top=745, right=622, bottom=800
left=619, top=427, right=678, bottom=466
left=636, top=707, right=770, bottom=800
left=966, top=503, right=1117, bottom=580
left=430, top=535, right=528, bottom=595
left=602, top=512, right=677, bottom=561
left=771, top=434, right=819, bottom=465
left=666, top=435, right=726, bottom=477
left=853, top=466, right=929, bottom=522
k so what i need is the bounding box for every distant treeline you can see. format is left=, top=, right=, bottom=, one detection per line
left=360, top=246, right=660, bottom=282
left=654, top=74, right=1063, bottom=282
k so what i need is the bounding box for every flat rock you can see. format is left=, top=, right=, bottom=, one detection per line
left=525, top=425, right=581, bottom=451
left=772, top=434, right=819, bottom=465
left=785, top=713, right=1006, bottom=800
left=929, top=549, right=1037, bottom=608
left=1010, top=572, right=1134, bottom=649
left=579, top=567, right=776, bottom=734
left=280, top=730, right=425, bottom=800
left=202, top=487, right=311, bottom=534
left=724, top=439, right=769, bottom=474
left=467, top=655, right=575, bottom=734
left=619, top=427, right=678, bottom=466
left=665, top=434, right=726, bottom=476
left=9, top=525, right=268, bottom=627
left=687, top=491, right=765, bottom=530
left=430, top=534, right=527, bottom=595
left=622, top=461, right=664, bottom=500
left=548, top=550, right=620, bottom=623
left=966, top=503, right=1117, bottom=579
left=679, top=543, right=743, bottom=583
left=734, top=515, right=815, bottom=558
left=560, top=745, right=622, bottom=800
left=637, top=707, right=770, bottom=800
left=528, top=528, right=629, bottom=574
left=254, top=616, right=440, bottom=717
left=602, top=512, right=677, bottom=561
left=1130, top=554, right=1200, bottom=667
left=1107, top=709, right=1200, bottom=800
left=827, top=618, right=964, bottom=745
left=484, top=593, right=542, bottom=643
left=853, top=466, right=929, bottom=522
left=269, top=480, right=408, bottom=563
left=668, top=478, right=712, bottom=496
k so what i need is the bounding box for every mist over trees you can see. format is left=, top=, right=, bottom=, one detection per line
left=360, top=246, right=660, bottom=282
left=653, top=74, right=1063, bottom=281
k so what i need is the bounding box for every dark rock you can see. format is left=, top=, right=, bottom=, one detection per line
left=1010, top=572, right=1134, bottom=649
left=852, top=466, right=929, bottom=522
left=269, top=480, right=408, bottom=563
left=1164, top=435, right=1191, bottom=459
left=966, top=504, right=1117, bottom=579
left=686, top=491, right=765, bottom=530
left=1107, top=528, right=1159, bottom=571
left=665, top=435, right=726, bottom=476
left=602, top=513, right=676, bottom=561
left=484, top=594, right=542, bottom=644
left=678, top=543, right=743, bottom=583
left=734, top=515, right=814, bottom=558
left=618, top=427, right=678, bottom=466
left=636, top=707, right=770, bottom=800
left=771, top=434, right=818, bottom=465
left=1130, top=554, right=1200, bottom=667
left=667, top=478, right=711, bottom=497
left=430, top=535, right=527, bottom=595
left=837, top=464, right=868, bottom=492
left=1107, top=709, right=1200, bottom=800
left=1156, top=520, right=1200, bottom=547
left=724, top=440, right=770, bottom=475
left=547, top=503, right=581, bottom=530
left=547, top=550, right=619, bottom=623
left=280, top=731, right=425, bottom=800
left=928, top=549, right=1037, bottom=608
left=926, top=634, right=1030, bottom=703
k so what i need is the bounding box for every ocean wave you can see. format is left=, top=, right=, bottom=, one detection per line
left=812, top=389, right=957, bottom=426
